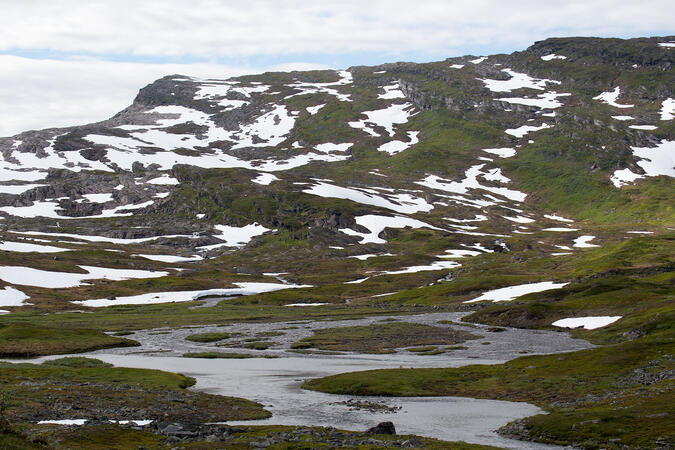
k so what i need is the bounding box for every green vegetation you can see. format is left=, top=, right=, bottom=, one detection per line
left=407, top=346, right=439, bottom=352
left=503, top=131, right=674, bottom=223
left=41, top=357, right=113, bottom=369
left=289, top=342, right=312, bottom=349
left=0, top=36, right=672, bottom=449
left=112, top=331, right=134, bottom=336
left=19, top=423, right=500, bottom=449
left=244, top=341, right=273, bottom=350
left=185, top=331, right=231, bottom=342
left=300, top=235, right=674, bottom=447
left=304, top=339, right=674, bottom=448
left=40, top=424, right=164, bottom=450
left=0, top=301, right=406, bottom=334
left=0, top=428, right=44, bottom=450
left=0, top=359, right=270, bottom=424
left=0, top=323, right=139, bottom=358
left=293, top=322, right=478, bottom=353
left=209, top=425, right=499, bottom=449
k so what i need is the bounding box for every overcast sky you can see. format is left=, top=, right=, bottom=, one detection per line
left=1, top=0, right=672, bottom=137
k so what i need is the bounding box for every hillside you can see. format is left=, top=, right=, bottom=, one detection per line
left=0, top=36, right=673, bottom=449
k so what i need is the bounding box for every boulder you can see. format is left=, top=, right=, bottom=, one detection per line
left=366, top=421, right=396, bottom=435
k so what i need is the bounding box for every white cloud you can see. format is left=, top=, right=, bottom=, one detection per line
left=0, top=0, right=671, bottom=136
left=0, top=56, right=326, bottom=136
left=0, top=1, right=670, bottom=58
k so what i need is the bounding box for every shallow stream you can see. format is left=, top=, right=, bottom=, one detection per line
left=34, top=312, right=590, bottom=449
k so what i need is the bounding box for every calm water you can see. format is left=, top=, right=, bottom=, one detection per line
left=29, top=312, right=588, bottom=449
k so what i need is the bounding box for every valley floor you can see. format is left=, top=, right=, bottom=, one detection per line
left=0, top=312, right=594, bottom=449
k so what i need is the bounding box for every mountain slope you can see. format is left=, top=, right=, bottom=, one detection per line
left=0, top=37, right=672, bottom=312
left=0, top=35, right=673, bottom=449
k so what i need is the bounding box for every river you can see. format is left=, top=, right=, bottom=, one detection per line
left=30, top=312, right=589, bottom=449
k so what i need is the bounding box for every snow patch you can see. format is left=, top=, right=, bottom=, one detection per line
left=147, top=175, right=180, bottom=185
left=252, top=173, right=279, bottom=185
left=306, top=104, right=326, bottom=115
left=593, top=87, right=633, bottom=108
left=0, top=241, right=68, bottom=253
left=379, top=260, right=460, bottom=275
left=198, top=223, right=270, bottom=251
left=345, top=277, right=370, bottom=284
left=465, top=281, right=568, bottom=303
left=0, top=265, right=168, bottom=288
left=342, top=215, right=442, bottom=244
left=505, top=123, right=550, bottom=138
left=416, top=165, right=527, bottom=202
left=74, top=282, right=310, bottom=307
left=38, top=420, right=88, bottom=426
left=377, top=131, right=420, bottom=155
left=479, top=69, right=560, bottom=93
left=552, top=316, right=622, bottom=330
left=498, top=92, right=570, bottom=109
left=482, top=148, right=516, bottom=158
left=349, top=103, right=415, bottom=137
left=233, top=104, right=295, bottom=149
left=135, top=254, right=203, bottom=263
left=303, top=182, right=433, bottom=214
left=0, top=184, right=45, bottom=195
left=502, top=215, right=535, bottom=224
left=445, top=215, right=488, bottom=223
left=660, top=98, right=675, bottom=120
left=378, top=83, right=406, bottom=99
left=544, top=214, right=574, bottom=223
left=573, top=236, right=599, bottom=248
left=314, top=143, right=353, bottom=153
left=439, top=249, right=482, bottom=258
left=0, top=287, right=30, bottom=307
left=80, top=193, right=114, bottom=203
left=541, top=54, right=567, bottom=61
left=284, top=303, right=329, bottom=307
left=631, top=140, right=675, bottom=178
left=0, top=168, right=48, bottom=182
left=610, top=168, right=643, bottom=187
left=349, top=253, right=394, bottom=260
left=10, top=230, right=199, bottom=245
left=285, top=70, right=352, bottom=102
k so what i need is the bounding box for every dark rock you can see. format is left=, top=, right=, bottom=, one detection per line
left=159, top=422, right=185, bottom=434
left=366, top=421, right=396, bottom=435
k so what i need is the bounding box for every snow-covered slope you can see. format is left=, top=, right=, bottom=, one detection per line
left=0, top=35, right=672, bottom=311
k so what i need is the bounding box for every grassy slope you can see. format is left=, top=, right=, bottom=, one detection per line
left=184, top=331, right=230, bottom=342
left=0, top=36, right=672, bottom=449
left=304, top=339, right=673, bottom=448
left=303, top=235, right=675, bottom=448
left=293, top=321, right=478, bottom=353
left=0, top=357, right=270, bottom=424
left=0, top=324, right=139, bottom=358
left=20, top=423, right=499, bottom=450
left=0, top=302, right=414, bottom=331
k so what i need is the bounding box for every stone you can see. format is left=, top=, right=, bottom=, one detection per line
left=366, top=421, right=396, bottom=435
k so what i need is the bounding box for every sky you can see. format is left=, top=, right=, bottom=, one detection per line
left=1, top=0, right=673, bottom=137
